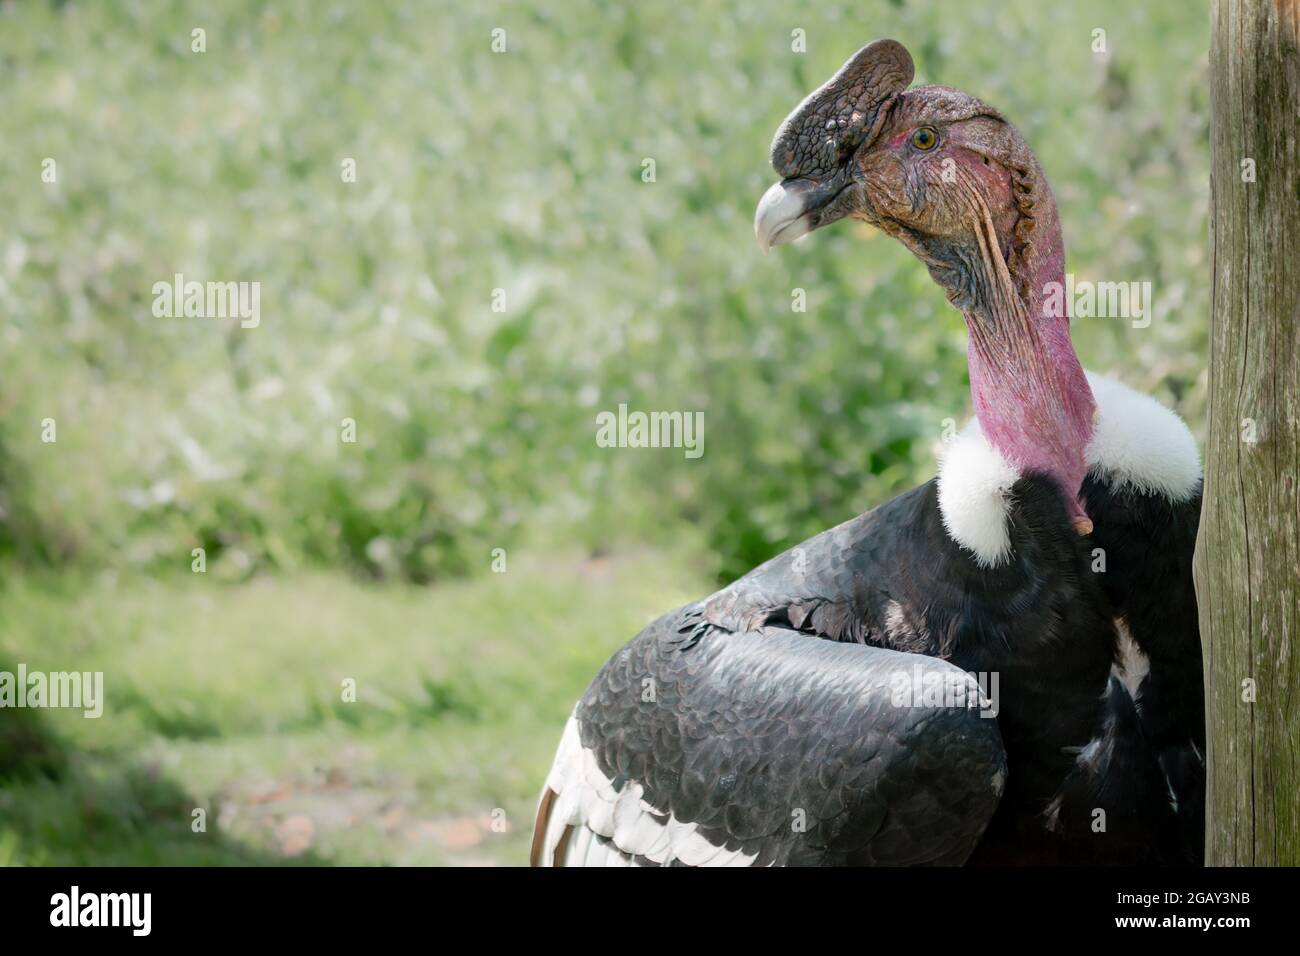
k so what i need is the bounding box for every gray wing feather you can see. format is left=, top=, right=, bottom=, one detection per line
left=538, top=602, right=1006, bottom=866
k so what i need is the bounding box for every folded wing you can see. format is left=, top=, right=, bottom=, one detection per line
left=532, top=604, right=1006, bottom=867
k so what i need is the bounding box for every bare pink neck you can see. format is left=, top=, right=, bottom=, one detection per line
left=963, top=218, right=1096, bottom=527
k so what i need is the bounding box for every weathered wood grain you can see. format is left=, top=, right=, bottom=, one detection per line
left=1196, top=0, right=1300, bottom=865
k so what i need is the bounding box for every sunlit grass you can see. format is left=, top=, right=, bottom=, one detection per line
left=0, top=548, right=710, bottom=865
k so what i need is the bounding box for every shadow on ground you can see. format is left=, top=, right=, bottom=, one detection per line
left=0, top=654, right=329, bottom=866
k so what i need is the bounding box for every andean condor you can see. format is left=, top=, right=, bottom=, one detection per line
left=531, top=38, right=1205, bottom=866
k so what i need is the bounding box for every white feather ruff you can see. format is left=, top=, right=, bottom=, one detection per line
left=936, top=372, right=1201, bottom=567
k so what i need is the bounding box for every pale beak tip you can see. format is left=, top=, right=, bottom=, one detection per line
left=754, top=178, right=813, bottom=257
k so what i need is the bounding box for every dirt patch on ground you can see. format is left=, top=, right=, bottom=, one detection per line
left=215, top=765, right=510, bottom=865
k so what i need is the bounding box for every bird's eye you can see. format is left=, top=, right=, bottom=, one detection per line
left=910, top=127, right=939, bottom=151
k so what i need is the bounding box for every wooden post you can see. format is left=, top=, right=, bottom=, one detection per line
left=1195, top=0, right=1300, bottom=865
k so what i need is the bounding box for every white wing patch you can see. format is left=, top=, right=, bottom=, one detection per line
left=1111, top=617, right=1150, bottom=699
left=534, top=712, right=759, bottom=867
left=936, top=372, right=1202, bottom=567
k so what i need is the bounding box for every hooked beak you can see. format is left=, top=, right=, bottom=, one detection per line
left=755, top=177, right=854, bottom=253
left=754, top=179, right=818, bottom=254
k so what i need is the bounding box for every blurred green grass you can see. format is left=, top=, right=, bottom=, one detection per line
left=0, top=549, right=708, bottom=864
left=0, top=0, right=1209, bottom=864
left=0, top=0, right=1209, bottom=583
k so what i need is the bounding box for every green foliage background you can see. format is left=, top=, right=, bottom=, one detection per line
left=1, top=0, right=1208, bottom=584
left=0, top=0, right=1208, bottom=865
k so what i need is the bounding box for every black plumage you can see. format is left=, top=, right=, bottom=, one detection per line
left=1080, top=474, right=1205, bottom=862
left=576, top=612, right=1006, bottom=865
left=535, top=469, right=1205, bottom=866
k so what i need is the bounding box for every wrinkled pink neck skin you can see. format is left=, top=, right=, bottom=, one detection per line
left=964, top=225, right=1097, bottom=528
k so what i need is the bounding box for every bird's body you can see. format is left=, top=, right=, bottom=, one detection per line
left=533, top=38, right=1206, bottom=866
left=532, top=376, right=1203, bottom=866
